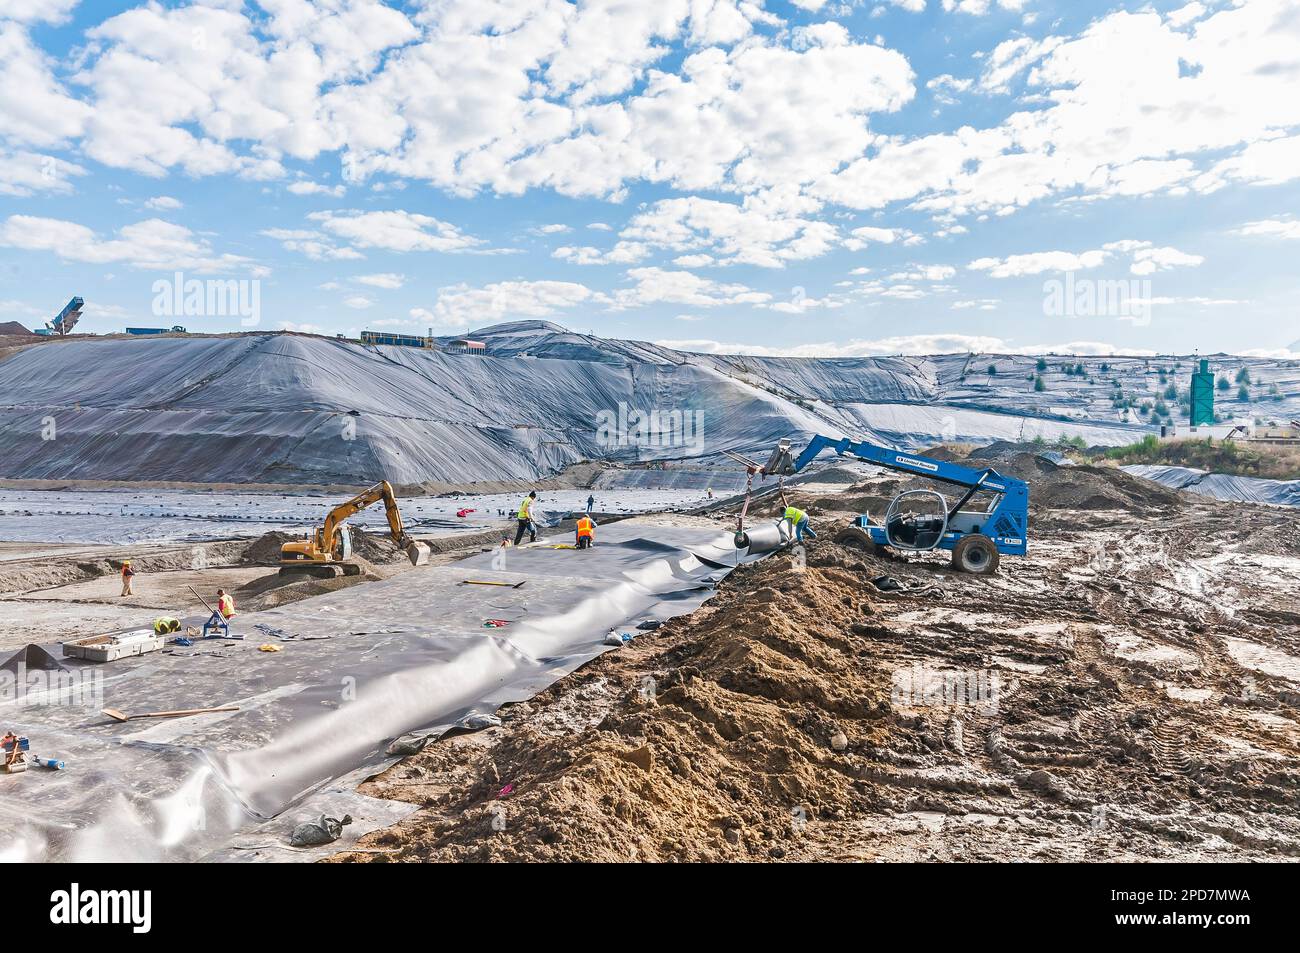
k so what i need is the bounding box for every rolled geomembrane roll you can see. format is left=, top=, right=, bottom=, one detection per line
left=736, top=520, right=791, bottom=555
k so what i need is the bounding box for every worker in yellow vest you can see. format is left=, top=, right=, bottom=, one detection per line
left=120, top=559, right=135, bottom=596
left=784, top=505, right=816, bottom=542
left=153, top=616, right=181, bottom=635
left=575, top=514, right=595, bottom=549
left=513, top=491, right=538, bottom=545
left=216, top=588, right=236, bottom=618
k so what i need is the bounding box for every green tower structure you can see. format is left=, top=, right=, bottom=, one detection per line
left=1190, top=358, right=1215, bottom=426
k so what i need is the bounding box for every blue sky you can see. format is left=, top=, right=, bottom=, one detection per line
left=1, top=0, right=1298, bottom=356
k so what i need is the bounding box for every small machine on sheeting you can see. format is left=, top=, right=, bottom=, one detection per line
left=3, top=732, right=66, bottom=773
left=730, top=435, right=1031, bottom=575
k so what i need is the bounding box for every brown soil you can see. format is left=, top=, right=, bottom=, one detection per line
left=334, top=458, right=1300, bottom=862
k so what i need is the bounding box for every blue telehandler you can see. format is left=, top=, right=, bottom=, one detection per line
left=744, top=435, right=1030, bottom=575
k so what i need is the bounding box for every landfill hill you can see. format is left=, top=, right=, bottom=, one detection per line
left=0, top=322, right=1295, bottom=486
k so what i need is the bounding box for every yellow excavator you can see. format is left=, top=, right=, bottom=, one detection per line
left=280, top=481, right=432, bottom=577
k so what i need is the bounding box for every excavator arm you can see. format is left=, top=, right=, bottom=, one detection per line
left=285, top=481, right=430, bottom=569
left=321, top=482, right=410, bottom=551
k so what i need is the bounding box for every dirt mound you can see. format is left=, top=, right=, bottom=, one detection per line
left=349, top=527, right=407, bottom=563
left=245, top=531, right=297, bottom=564
left=337, top=470, right=1300, bottom=863
left=337, top=545, right=903, bottom=862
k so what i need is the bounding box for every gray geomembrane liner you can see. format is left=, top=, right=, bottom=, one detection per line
left=0, top=522, right=755, bottom=861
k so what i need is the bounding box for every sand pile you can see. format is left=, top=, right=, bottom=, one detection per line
left=338, top=544, right=902, bottom=862
left=245, top=531, right=297, bottom=564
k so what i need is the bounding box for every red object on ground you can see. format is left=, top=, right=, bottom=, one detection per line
left=456, top=507, right=476, bottom=518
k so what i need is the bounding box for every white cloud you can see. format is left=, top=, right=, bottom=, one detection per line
left=261, top=227, right=364, bottom=261
left=613, top=267, right=771, bottom=309
left=979, top=35, right=1063, bottom=93
left=1166, top=3, right=1208, bottom=29
left=818, top=5, right=1300, bottom=215
left=429, top=279, right=603, bottom=329
left=537, top=223, right=571, bottom=234
left=927, top=73, right=973, bottom=105
left=1128, top=244, right=1204, bottom=275
left=287, top=180, right=346, bottom=197
left=1229, top=218, right=1300, bottom=240
left=553, top=242, right=650, bottom=265
left=0, top=215, right=266, bottom=275
left=943, top=0, right=1028, bottom=15
left=969, top=240, right=1203, bottom=277
left=969, top=249, right=1109, bottom=277
left=144, top=195, right=183, bottom=211
left=355, top=273, right=405, bottom=289
left=0, top=150, right=85, bottom=196
left=344, top=295, right=374, bottom=309
left=617, top=196, right=840, bottom=268
left=889, top=264, right=957, bottom=281
left=0, top=20, right=91, bottom=149
left=308, top=209, right=485, bottom=253
left=0, top=0, right=81, bottom=24
left=844, top=225, right=918, bottom=248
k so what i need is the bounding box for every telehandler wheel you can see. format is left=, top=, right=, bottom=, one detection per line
left=834, top=526, right=879, bottom=556
left=951, top=534, right=999, bottom=575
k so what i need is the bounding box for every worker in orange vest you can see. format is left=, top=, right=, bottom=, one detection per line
left=120, top=560, right=135, bottom=596
left=575, top=514, right=596, bottom=549
left=216, top=588, right=237, bottom=619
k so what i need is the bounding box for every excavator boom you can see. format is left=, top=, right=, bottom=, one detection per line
left=281, top=480, right=431, bottom=573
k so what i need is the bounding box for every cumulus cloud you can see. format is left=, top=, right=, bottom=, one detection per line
left=428, top=279, right=604, bottom=328
left=613, top=267, right=772, bottom=309
left=0, top=214, right=266, bottom=275
left=354, top=272, right=405, bottom=289
left=261, top=227, right=363, bottom=261
left=817, top=4, right=1300, bottom=214
left=615, top=196, right=841, bottom=268
left=287, top=180, right=346, bottom=197
left=0, top=150, right=85, bottom=196
left=1228, top=218, right=1300, bottom=240
left=308, top=209, right=485, bottom=253
left=969, top=240, right=1203, bottom=277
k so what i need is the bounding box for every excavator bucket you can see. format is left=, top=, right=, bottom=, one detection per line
left=762, top=439, right=796, bottom=476
left=406, top=541, right=432, bottom=567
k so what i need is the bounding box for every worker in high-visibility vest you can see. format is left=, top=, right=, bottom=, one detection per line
left=575, top=514, right=596, bottom=549
left=216, top=588, right=236, bottom=618
left=153, top=616, right=181, bottom=635
left=513, top=491, right=538, bottom=546
left=784, top=505, right=816, bottom=542
left=120, top=559, right=135, bottom=596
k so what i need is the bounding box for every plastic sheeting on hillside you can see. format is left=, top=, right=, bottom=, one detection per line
left=0, top=522, right=758, bottom=861
left=0, top=335, right=827, bottom=484
left=10, top=330, right=1289, bottom=487
left=1123, top=465, right=1300, bottom=507
left=830, top=402, right=1145, bottom=448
